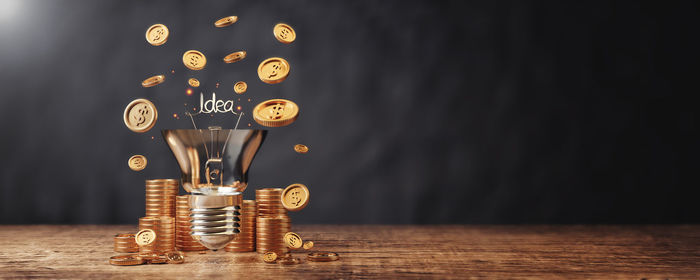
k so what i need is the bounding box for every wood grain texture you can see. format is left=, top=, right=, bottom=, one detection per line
left=0, top=225, right=698, bottom=279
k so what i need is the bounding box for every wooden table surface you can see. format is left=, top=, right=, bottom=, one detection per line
left=0, top=225, right=698, bottom=279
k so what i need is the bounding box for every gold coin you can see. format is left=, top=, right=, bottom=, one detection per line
left=307, top=252, right=339, bottom=262
left=262, top=251, right=278, bottom=263
left=278, top=257, right=301, bottom=265
left=182, top=50, right=207, bottom=70
left=128, top=155, right=147, bottom=171
left=166, top=251, right=185, bottom=264
left=253, top=99, right=299, bottom=127
left=148, top=254, right=169, bottom=264
left=281, top=183, right=309, bottom=211
left=273, top=23, right=296, bottom=44
left=188, top=78, right=200, bottom=87
left=141, top=75, right=165, bottom=88
left=109, top=254, right=145, bottom=266
left=223, top=51, right=246, bottom=63
left=283, top=232, right=303, bottom=249
left=234, top=81, right=247, bottom=94
left=123, top=98, right=158, bottom=133
left=303, top=241, right=314, bottom=250
left=257, top=57, right=290, bottom=84
left=145, top=24, right=169, bottom=46
left=135, top=229, right=157, bottom=246
left=294, top=144, right=308, bottom=154
left=214, top=16, right=238, bottom=27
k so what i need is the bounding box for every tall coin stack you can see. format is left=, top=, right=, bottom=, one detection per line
left=176, top=195, right=207, bottom=251
left=145, top=179, right=178, bottom=217
left=139, top=217, right=176, bottom=254
left=255, top=188, right=291, bottom=254
left=225, top=200, right=257, bottom=252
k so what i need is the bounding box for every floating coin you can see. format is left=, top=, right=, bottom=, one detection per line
left=283, top=232, right=303, bottom=249
left=214, top=16, right=238, bottom=27
left=166, top=251, right=185, bottom=264
left=109, top=254, right=145, bottom=266
left=253, top=99, right=299, bottom=127
left=234, top=81, right=247, bottom=94
left=257, top=57, right=290, bottom=84
left=145, top=24, right=169, bottom=46
left=303, top=241, right=314, bottom=250
left=188, top=78, right=200, bottom=87
left=223, top=51, right=246, bottom=63
left=128, top=155, right=147, bottom=171
left=124, top=98, right=158, bottom=133
left=141, top=75, right=165, bottom=88
left=263, top=252, right=278, bottom=263
left=281, top=183, right=310, bottom=211
left=183, top=50, right=207, bottom=70
left=307, top=252, right=339, bottom=262
left=273, top=23, right=296, bottom=44
left=135, top=229, right=157, bottom=246
left=294, top=144, right=309, bottom=154
left=279, top=257, right=301, bottom=265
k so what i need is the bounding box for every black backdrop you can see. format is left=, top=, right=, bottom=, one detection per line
left=0, top=0, right=697, bottom=224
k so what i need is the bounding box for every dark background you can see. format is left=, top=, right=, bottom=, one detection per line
left=0, top=0, right=697, bottom=224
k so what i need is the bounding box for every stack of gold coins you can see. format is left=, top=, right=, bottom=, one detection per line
left=139, top=216, right=176, bottom=253
left=138, top=217, right=159, bottom=255
left=113, top=233, right=138, bottom=253
left=145, top=179, right=178, bottom=217
left=225, top=200, right=257, bottom=252
left=255, top=188, right=290, bottom=254
left=176, top=195, right=207, bottom=251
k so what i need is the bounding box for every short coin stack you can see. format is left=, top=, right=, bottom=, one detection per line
left=113, top=233, right=138, bottom=253
left=138, top=216, right=176, bottom=255
left=256, top=188, right=291, bottom=254
left=225, top=200, right=257, bottom=252
left=145, top=179, right=178, bottom=217
left=175, top=195, right=207, bottom=251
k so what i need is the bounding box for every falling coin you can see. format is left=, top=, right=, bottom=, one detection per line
left=283, top=232, right=303, bottom=249
left=294, top=144, right=309, bottom=154
left=307, top=252, right=339, bottom=262
left=223, top=51, right=246, bottom=63
left=145, top=24, right=169, bottom=46
left=214, top=16, right=238, bottom=27
left=188, top=78, right=200, bottom=87
left=109, top=254, right=145, bottom=266
left=141, top=75, right=165, bottom=88
left=273, top=23, right=296, bottom=44
left=234, top=81, right=247, bottom=94
left=135, top=229, right=156, bottom=246
left=252, top=99, right=299, bottom=127
left=262, top=252, right=278, bottom=263
left=128, top=155, right=147, bottom=171
left=281, top=183, right=310, bottom=211
left=183, top=50, right=207, bottom=70
left=303, top=241, right=314, bottom=250
left=123, top=98, right=158, bottom=133
left=257, top=57, right=290, bottom=84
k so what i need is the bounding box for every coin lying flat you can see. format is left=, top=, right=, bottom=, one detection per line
left=183, top=50, right=207, bottom=70
left=188, top=78, right=200, bottom=87
left=124, top=98, right=158, bottom=133
left=148, top=254, right=168, bottom=264
left=145, top=24, right=169, bottom=46
left=141, top=75, right=165, bottom=88
left=214, top=16, right=238, bottom=27
left=294, top=144, right=309, bottom=154
left=307, top=252, right=339, bottom=262
left=234, top=81, right=247, bottom=94
left=273, top=23, right=296, bottom=44
left=283, top=232, right=303, bottom=249
left=281, top=183, right=310, bottom=211
left=128, top=155, right=147, bottom=171
left=257, top=57, right=290, bottom=84
left=303, top=241, right=314, bottom=250
left=223, top=51, right=246, bottom=63
left=253, top=99, right=299, bottom=127
left=262, top=251, right=278, bottom=263
left=135, top=229, right=156, bottom=246
left=109, top=254, right=145, bottom=266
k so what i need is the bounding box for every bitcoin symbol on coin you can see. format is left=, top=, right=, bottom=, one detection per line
left=267, top=62, right=281, bottom=78
left=265, top=104, right=284, bottom=119
left=152, top=28, right=163, bottom=41
left=288, top=190, right=302, bottom=206
left=133, top=105, right=149, bottom=126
